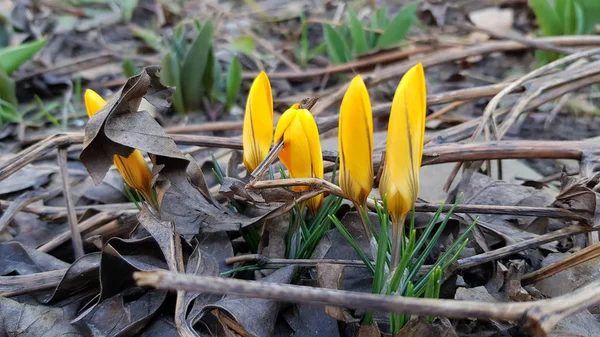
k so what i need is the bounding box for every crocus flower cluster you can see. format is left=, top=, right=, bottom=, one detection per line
left=242, top=63, right=426, bottom=253
left=242, top=72, right=324, bottom=215
left=338, top=63, right=427, bottom=265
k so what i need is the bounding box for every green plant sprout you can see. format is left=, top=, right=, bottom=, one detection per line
left=160, top=19, right=243, bottom=116
left=330, top=195, right=478, bottom=333
left=323, top=2, right=419, bottom=64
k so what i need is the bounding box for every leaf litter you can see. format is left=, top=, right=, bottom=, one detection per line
left=1, top=1, right=600, bottom=336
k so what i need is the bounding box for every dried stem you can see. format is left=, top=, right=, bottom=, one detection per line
left=456, top=225, right=598, bottom=270
left=521, top=241, right=600, bottom=285
left=56, top=147, right=84, bottom=259
left=249, top=140, right=283, bottom=183
left=249, top=178, right=588, bottom=223
left=0, top=269, right=68, bottom=297
left=133, top=269, right=600, bottom=336
left=225, top=254, right=371, bottom=267
left=37, top=211, right=134, bottom=253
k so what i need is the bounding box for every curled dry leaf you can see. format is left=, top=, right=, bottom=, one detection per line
left=0, top=296, right=85, bottom=336
left=317, top=263, right=358, bottom=323
left=153, top=156, right=266, bottom=234
left=197, top=266, right=297, bottom=337
left=80, top=66, right=182, bottom=185
left=553, top=172, right=600, bottom=227
left=0, top=241, right=69, bottom=275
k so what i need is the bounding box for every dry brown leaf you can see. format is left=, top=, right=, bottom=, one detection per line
left=80, top=66, right=181, bottom=185
left=553, top=172, right=600, bottom=227
left=317, top=263, right=358, bottom=323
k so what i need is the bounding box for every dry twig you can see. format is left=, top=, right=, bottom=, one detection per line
left=134, top=269, right=600, bottom=336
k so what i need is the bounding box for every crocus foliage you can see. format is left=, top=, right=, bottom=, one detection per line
left=84, top=89, right=155, bottom=206
left=274, top=106, right=324, bottom=214
left=379, top=63, right=427, bottom=231
left=242, top=71, right=273, bottom=172
left=338, top=75, right=373, bottom=207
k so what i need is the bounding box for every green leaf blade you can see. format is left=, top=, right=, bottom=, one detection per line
left=348, top=10, right=369, bottom=55
left=376, top=2, right=418, bottom=49
left=225, top=56, right=242, bottom=111
left=0, top=37, right=47, bottom=75
left=181, top=18, right=214, bottom=112
left=323, top=24, right=350, bottom=64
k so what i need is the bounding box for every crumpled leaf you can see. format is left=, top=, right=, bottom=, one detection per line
left=80, top=66, right=181, bottom=185
left=155, top=156, right=266, bottom=234
left=451, top=172, right=557, bottom=248
left=197, top=265, right=297, bottom=337
left=41, top=253, right=101, bottom=304
left=321, top=212, right=376, bottom=294
left=178, top=244, right=222, bottom=335
left=317, top=263, right=357, bottom=322
left=282, top=305, right=340, bottom=337
left=0, top=241, right=69, bottom=275
left=0, top=296, right=85, bottom=336
left=553, top=171, right=600, bottom=227
left=78, top=287, right=167, bottom=337
left=0, top=165, right=54, bottom=195
left=73, top=237, right=168, bottom=330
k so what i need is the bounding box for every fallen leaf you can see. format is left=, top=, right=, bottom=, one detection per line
left=0, top=296, right=85, bottom=336
left=317, top=263, right=357, bottom=322
left=78, top=287, right=167, bottom=337
left=283, top=305, right=340, bottom=337
left=197, top=266, right=297, bottom=337
left=154, top=156, right=266, bottom=234
left=0, top=164, right=54, bottom=195
left=0, top=241, right=69, bottom=275
left=80, top=66, right=181, bottom=185
left=553, top=172, right=600, bottom=227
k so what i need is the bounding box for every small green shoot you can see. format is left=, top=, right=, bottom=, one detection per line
left=322, top=2, right=419, bottom=64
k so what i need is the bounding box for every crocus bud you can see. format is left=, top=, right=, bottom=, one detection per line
left=379, top=63, right=426, bottom=265
left=338, top=75, right=373, bottom=207
left=243, top=71, right=273, bottom=172
left=274, top=106, right=324, bottom=214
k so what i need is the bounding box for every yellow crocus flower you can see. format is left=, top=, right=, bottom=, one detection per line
left=84, top=89, right=156, bottom=208
left=274, top=106, right=324, bottom=215
left=338, top=75, right=373, bottom=207
left=243, top=71, right=273, bottom=172
left=379, top=63, right=426, bottom=265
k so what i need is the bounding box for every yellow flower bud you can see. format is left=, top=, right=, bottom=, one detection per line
left=84, top=89, right=154, bottom=204
left=274, top=106, right=324, bottom=214
left=379, top=63, right=426, bottom=241
left=338, top=75, right=373, bottom=207
left=243, top=71, right=273, bottom=172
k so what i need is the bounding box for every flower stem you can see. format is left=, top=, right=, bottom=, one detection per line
left=390, top=214, right=407, bottom=268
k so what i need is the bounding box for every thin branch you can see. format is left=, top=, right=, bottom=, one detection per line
left=56, top=147, right=84, bottom=259
left=37, top=211, right=134, bottom=253
left=521, top=241, right=600, bottom=285
left=311, top=36, right=600, bottom=115
left=456, top=225, right=598, bottom=270
left=134, top=269, right=600, bottom=336
left=249, top=178, right=589, bottom=222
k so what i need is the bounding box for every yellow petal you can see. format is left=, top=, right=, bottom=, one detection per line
left=275, top=107, right=324, bottom=214
left=243, top=71, right=274, bottom=172
left=379, top=63, right=426, bottom=222
left=338, top=75, right=373, bottom=206
left=113, top=150, right=152, bottom=194
left=84, top=89, right=107, bottom=118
